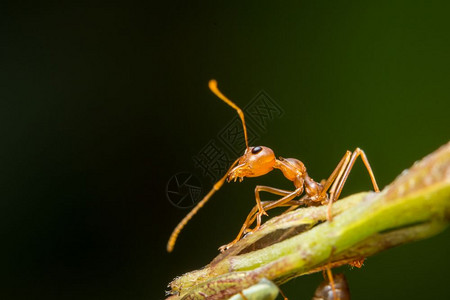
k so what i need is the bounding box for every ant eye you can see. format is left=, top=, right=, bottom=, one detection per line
left=252, top=146, right=263, bottom=154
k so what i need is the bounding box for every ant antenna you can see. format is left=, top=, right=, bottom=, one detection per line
left=166, top=80, right=248, bottom=252
left=167, top=158, right=239, bottom=252
left=208, top=79, right=249, bottom=150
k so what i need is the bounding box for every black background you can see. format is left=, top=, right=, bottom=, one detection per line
left=2, top=1, right=450, bottom=299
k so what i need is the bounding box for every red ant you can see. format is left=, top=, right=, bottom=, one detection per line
left=167, top=80, right=379, bottom=253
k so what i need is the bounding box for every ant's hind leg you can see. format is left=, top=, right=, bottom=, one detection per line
left=333, top=148, right=379, bottom=199
left=326, top=148, right=380, bottom=220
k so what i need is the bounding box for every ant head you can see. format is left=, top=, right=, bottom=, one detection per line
left=227, top=146, right=276, bottom=182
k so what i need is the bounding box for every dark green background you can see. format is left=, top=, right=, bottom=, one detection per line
left=2, top=1, right=449, bottom=299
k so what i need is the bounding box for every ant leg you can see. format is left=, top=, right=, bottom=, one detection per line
left=277, top=286, right=288, bottom=300
left=326, top=148, right=380, bottom=220
left=281, top=194, right=310, bottom=214
left=218, top=199, right=302, bottom=252
left=219, top=190, right=303, bottom=252
left=334, top=148, right=379, bottom=198
left=218, top=203, right=264, bottom=252
left=245, top=198, right=306, bottom=233
left=319, top=151, right=352, bottom=200
left=254, top=186, right=293, bottom=220
left=324, top=246, right=338, bottom=299
left=237, top=185, right=301, bottom=234
left=218, top=186, right=297, bottom=252
left=252, top=187, right=303, bottom=232
left=325, top=266, right=337, bottom=299
left=219, top=204, right=261, bottom=252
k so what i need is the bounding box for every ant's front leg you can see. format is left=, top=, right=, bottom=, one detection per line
left=218, top=203, right=263, bottom=252
left=219, top=186, right=291, bottom=253
left=253, top=186, right=292, bottom=225
left=248, top=186, right=305, bottom=234
left=219, top=187, right=303, bottom=252
left=218, top=199, right=301, bottom=252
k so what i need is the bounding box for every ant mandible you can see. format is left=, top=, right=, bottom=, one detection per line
left=167, top=80, right=380, bottom=253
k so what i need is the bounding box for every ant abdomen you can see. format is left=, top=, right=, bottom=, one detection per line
left=312, top=273, right=350, bottom=300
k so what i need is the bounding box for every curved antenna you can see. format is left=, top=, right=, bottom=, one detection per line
left=167, top=80, right=250, bottom=252
left=167, top=158, right=240, bottom=252
left=208, top=79, right=249, bottom=150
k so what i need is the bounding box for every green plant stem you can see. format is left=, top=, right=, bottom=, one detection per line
left=167, top=142, right=450, bottom=300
